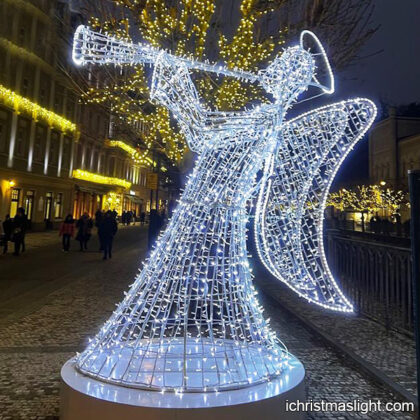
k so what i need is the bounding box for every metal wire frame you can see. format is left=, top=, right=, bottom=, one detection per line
left=72, top=27, right=376, bottom=392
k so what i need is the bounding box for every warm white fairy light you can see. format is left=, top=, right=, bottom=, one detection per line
left=72, top=27, right=375, bottom=392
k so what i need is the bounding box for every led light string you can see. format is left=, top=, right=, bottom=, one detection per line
left=72, top=168, right=131, bottom=189
left=0, top=84, right=77, bottom=134
left=72, top=26, right=376, bottom=393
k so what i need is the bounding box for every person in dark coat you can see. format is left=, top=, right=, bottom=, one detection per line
left=95, top=209, right=105, bottom=251
left=94, top=209, right=103, bottom=227
left=140, top=211, right=146, bottom=226
left=98, top=210, right=118, bottom=260
left=76, top=213, right=93, bottom=251
left=148, top=209, right=163, bottom=251
left=2, top=214, right=13, bottom=254
left=127, top=210, right=133, bottom=225
left=59, top=214, right=75, bottom=252
left=12, top=208, right=27, bottom=256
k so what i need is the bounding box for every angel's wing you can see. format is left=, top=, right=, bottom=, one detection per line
left=254, top=98, right=377, bottom=312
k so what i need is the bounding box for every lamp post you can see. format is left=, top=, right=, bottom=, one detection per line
left=408, top=170, right=420, bottom=414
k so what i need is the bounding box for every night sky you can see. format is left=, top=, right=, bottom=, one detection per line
left=329, top=0, right=420, bottom=186
left=68, top=0, right=420, bottom=185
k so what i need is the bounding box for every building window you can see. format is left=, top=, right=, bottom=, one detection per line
left=10, top=188, right=20, bottom=217
left=62, top=137, right=71, bottom=170
left=44, top=192, right=53, bottom=220
left=0, top=110, right=10, bottom=153
left=24, top=190, right=35, bottom=220
left=49, top=133, right=59, bottom=166
left=54, top=193, right=63, bottom=219
left=34, top=126, right=45, bottom=163
left=16, top=118, right=29, bottom=157
left=108, top=156, right=115, bottom=176
left=18, top=26, right=26, bottom=46
left=84, top=147, right=91, bottom=170
left=21, top=78, right=30, bottom=97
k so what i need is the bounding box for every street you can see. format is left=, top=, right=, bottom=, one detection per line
left=0, top=226, right=414, bottom=419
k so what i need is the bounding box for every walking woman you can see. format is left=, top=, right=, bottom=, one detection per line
left=59, top=214, right=75, bottom=251
left=12, top=208, right=27, bottom=256
left=76, top=213, right=93, bottom=251
left=2, top=214, right=12, bottom=254
left=98, top=210, right=118, bottom=260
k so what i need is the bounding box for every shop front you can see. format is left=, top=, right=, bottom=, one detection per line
left=0, top=169, right=74, bottom=230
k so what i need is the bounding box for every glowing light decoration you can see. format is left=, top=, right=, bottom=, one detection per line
left=72, top=169, right=131, bottom=189
left=106, top=139, right=152, bottom=166
left=72, top=26, right=376, bottom=392
left=0, top=84, right=77, bottom=134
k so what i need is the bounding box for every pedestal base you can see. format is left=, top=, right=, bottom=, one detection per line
left=60, top=356, right=305, bottom=420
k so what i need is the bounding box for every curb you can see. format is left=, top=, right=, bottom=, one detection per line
left=258, top=281, right=418, bottom=408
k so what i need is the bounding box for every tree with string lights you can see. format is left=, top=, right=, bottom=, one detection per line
left=75, top=0, right=376, bottom=166
left=327, top=184, right=408, bottom=231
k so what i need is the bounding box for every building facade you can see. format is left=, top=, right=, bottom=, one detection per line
left=0, top=0, right=172, bottom=230
left=369, top=108, right=420, bottom=188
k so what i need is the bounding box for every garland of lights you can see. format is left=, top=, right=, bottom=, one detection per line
left=106, top=139, right=154, bottom=166
left=83, top=0, right=285, bottom=165
left=327, top=184, right=407, bottom=214
left=0, top=38, right=54, bottom=74
left=0, top=84, right=77, bottom=134
left=72, top=26, right=376, bottom=392
left=72, top=169, right=131, bottom=189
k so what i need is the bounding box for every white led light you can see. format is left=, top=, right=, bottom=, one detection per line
left=72, top=27, right=376, bottom=392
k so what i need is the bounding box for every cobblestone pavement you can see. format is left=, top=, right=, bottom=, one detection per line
left=19, top=222, right=142, bottom=250
left=0, top=227, right=416, bottom=419
left=255, top=268, right=417, bottom=398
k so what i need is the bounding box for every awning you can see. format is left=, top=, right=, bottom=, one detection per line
left=74, top=183, right=111, bottom=195
left=124, top=194, right=143, bottom=204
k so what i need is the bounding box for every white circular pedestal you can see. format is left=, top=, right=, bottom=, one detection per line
left=60, top=356, right=305, bottom=420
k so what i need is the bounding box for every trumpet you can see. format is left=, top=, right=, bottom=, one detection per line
left=72, top=25, right=258, bottom=82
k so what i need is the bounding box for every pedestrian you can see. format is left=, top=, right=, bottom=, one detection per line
left=59, top=214, right=75, bottom=252
left=382, top=218, right=391, bottom=236
left=12, top=208, right=27, bottom=256
left=98, top=210, right=118, bottom=260
left=403, top=219, right=410, bottom=237
left=122, top=210, right=127, bottom=225
left=394, top=213, right=402, bottom=237
left=112, top=209, right=118, bottom=221
left=148, top=209, right=163, bottom=251
left=95, top=209, right=104, bottom=251
left=2, top=214, right=12, bottom=254
left=18, top=207, right=28, bottom=252
left=140, top=211, right=145, bottom=226
left=76, top=212, right=93, bottom=251
left=94, top=209, right=103, bottom=227
left=127, top=210, right=133, bottom=225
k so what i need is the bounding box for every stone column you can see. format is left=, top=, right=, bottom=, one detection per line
left=57, top=133, right=64, bottom=177
left=7, top=111, right=18, bottom=168
left=26, top=66, right=41, bottom=171
left=43, top=126, right=52, bottom=175
left=57, top=88, right=68, bottom=177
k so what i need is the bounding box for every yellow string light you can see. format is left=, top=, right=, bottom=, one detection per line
left=0, top=84, right=77, bottom=134
left=72, top=169, right=131, bottom=189
left=83, top=0, right=286, bottom=162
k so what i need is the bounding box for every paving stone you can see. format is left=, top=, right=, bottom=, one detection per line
left=0, top=227, right=416, bottom=419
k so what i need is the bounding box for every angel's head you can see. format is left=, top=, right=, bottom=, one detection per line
left=258, top=46, right=314, bottom=105
left=258, top=31, right=334, bottom=106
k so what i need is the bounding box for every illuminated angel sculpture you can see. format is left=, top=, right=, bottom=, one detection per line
left=72, top=27, right=376, bottom=392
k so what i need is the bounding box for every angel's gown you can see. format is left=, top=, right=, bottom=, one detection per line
left=76, top=47, right=314, bottom=392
